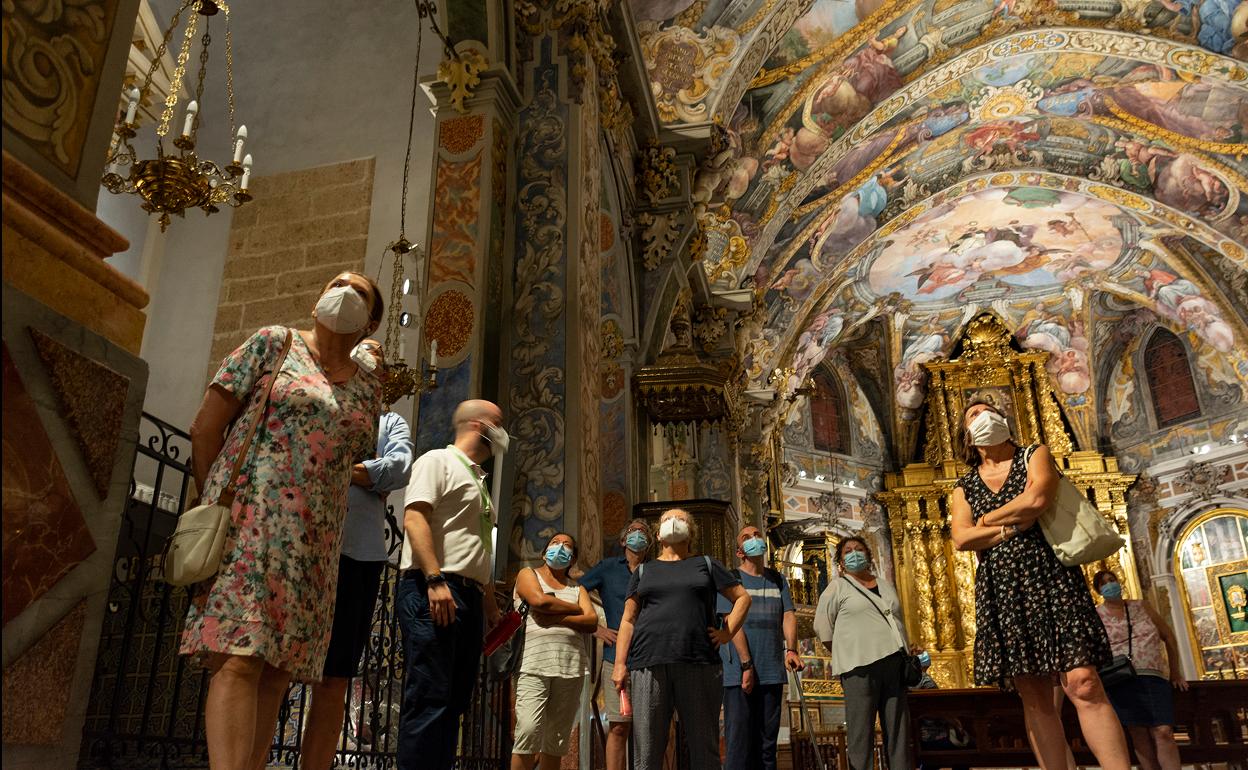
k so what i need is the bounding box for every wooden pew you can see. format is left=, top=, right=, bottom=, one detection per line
left=906, top=680, right=1248, bottom=768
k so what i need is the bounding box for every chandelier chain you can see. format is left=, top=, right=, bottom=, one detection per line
left=399, top=0, right=429, bottom=241
left=159, top=9, right=201, bottom=137
left=137, top=0, right=196, bottom=106
left=220, top=1, right=237, bottom=137
left=193, top=23, right=211, bottom=135
left=386, top=250, right=405, bottom=356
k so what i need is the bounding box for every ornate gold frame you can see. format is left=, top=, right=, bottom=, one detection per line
left=1208, top=559, right=1248, bottom=647
left=1170, top=508, right=1248, bottom=679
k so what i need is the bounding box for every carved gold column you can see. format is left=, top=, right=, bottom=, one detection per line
left=907, top=520, right=938, bottom=651
left=926, top=511, right=957, bottom=651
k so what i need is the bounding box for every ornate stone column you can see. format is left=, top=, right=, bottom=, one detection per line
left=3, top=2, right=151, bottom=767
left=500, top=0, right=623, bottom=569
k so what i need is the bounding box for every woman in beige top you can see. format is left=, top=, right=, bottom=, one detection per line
left=511, top=532, right=597, bottom=770
left=814, top=537, right=914, bottom=770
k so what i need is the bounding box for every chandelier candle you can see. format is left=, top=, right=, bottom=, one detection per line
left=240, top=154, right=252, bottom=190
left=232, top=125, right=247, bottom=164
left=181, top=100, right=198, bottom=138
left=124, top=86, right=141, bottom=125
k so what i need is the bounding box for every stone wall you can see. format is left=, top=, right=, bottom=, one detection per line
left=205, top=158, right=375, bottom=381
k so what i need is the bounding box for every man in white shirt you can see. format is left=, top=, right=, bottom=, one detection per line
left=396, top=399, right=505, bottom=770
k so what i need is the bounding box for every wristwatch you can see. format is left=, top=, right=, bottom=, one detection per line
left=425, top=572, right=447, bottom=587
left=740, top=659, right=754, bottom=672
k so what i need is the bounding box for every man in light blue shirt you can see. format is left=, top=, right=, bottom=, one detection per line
left=718, top=525, right=801, bottom=770
left=301, top=340, right=414, bottom=770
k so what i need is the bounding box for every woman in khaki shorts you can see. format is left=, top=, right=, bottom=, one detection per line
left=511, top=533, right=597, bottom=769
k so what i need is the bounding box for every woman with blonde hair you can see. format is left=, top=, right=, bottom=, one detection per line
left=182, top=271, right=383, bottom=770
left=611, top=508, right=751, bottom=770
left=950, top=401, right=1129, bottom=770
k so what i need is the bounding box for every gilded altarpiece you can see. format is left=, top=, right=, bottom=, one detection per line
left=879, top=314, right=1139, bottom=687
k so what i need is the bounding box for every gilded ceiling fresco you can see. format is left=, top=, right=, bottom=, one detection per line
left=627, top=0, right=1248, bottom=459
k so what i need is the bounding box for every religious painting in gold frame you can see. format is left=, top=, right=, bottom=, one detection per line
left=1209, top=559, right=1248, bottom=644
left=920, top=313, right=1074, bottom=466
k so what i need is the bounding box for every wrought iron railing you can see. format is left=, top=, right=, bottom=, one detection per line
left=79, top=412, right=511, bottom=769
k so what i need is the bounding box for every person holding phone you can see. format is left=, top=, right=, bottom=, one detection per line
left=610, top=508, right=751, bottom=770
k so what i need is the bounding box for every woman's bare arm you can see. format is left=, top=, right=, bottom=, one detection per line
left=189, top=384, right=243, bottom=494
left=515, top=568, right=582, bottom=616
left=950, top=485, right=1008, bottom=552
left=555, top=586, right=600, bottom=634
left=980, top=444, right=1059, bottom=527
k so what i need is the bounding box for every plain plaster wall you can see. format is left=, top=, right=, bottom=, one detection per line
left=97, top=1, right=443, bottom=427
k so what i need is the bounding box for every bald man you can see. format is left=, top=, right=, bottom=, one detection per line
left=397, top=399, right=506, bottom=770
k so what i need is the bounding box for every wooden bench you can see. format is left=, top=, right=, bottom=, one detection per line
left=790, top=680, right=1247, bottom=769
left=908, top=680, right=1248, bottom=768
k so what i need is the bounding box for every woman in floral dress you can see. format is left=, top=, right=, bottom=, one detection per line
left=949, top=401, right=1129, bottom=770
left=183, top=271, right=383, bottom=770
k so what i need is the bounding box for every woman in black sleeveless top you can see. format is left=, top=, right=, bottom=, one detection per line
left=950, top=401, right=1128, bottom=770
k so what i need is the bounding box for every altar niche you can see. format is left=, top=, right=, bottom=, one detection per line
left=878, top=313, right=1139, bottom=688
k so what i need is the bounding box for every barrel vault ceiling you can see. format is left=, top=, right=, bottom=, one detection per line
left=629, top=0, right=1248, bottom=460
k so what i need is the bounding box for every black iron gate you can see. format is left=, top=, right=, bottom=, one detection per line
left=79, top=412, right=511, bottom=769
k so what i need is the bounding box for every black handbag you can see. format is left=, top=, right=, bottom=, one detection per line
left=841, top=577, right=925, bottom=687
left=1098, top=604, right=1137, bottom=688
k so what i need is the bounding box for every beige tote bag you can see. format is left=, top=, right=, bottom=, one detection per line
left=1026, top=444, right=1124, bottom=567
left=165, top=330, right=293, bottom=586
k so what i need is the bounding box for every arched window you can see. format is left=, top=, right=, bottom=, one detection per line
left=1173, top=509, right=1248, bottom=679
left=1145, top=329, right=1200, bottom=428
left=810, top=367, right=849, bottom=454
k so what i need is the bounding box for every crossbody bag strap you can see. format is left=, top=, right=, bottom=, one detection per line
left=217, top=329, right=293, bottom=508
left=1125, top=603, right=1133, bottom=660
left=841, top=576, right=906, bottom=654
left=841, top=575, right=887, bottom=622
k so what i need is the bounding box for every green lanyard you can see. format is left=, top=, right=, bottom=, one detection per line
left=452, top=452, right=494, bottom=554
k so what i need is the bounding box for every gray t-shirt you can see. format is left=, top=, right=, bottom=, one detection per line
left=625, top=555, right=739, bottom=669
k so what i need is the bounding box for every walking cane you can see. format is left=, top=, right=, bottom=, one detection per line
left=791, top=669, right=827, bottom=770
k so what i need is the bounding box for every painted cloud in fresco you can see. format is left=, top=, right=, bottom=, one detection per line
left=868, top=187, right=1123, bottom=301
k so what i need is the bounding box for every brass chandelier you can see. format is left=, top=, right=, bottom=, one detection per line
left=102, top=0, right=251, bottom=231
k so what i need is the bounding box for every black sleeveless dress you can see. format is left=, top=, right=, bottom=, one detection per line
left=957, top=445, right=1111, bottom=689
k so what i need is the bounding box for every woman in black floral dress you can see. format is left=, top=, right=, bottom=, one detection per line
left=950, top=401, right=1129, bottom=770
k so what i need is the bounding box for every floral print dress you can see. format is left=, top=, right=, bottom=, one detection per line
left=957, top=445, right=1111, bottom=689
left=180, top=326, right=380, bottom=682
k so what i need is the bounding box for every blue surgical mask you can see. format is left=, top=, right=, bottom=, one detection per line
left=842, top=550, right=869, bottom=573
left=917, top=650, right=931, bottom=667
left=742, top=537, right=767, bottom=557
left=625, top=530, right=649, bottom=553
left=1099, top=581, right=1123, bottom=600
left=545, top=544, right=573, bottom=569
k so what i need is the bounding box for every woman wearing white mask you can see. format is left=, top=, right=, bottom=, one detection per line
left=950, top=401, right=1128, bottom=770
left=182, top=271, right=383, bottom=770
left=1093, top=569, right=1187, bottom=770
left=511, top=532, right=598, bottom=770
left=814, top=536, right=914, bottom=770
left=611, top=508, right=751, bottom=770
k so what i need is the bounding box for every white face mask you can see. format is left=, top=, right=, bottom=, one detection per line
left=658, top=516, right=690, bottom=543
left=483, top=424, right=509, bottom=455
left=969, top=410, right=1012, bottom=447
left=315, top=285, right=370, bottom=335
left=350, top=343, right=381, bottom=374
